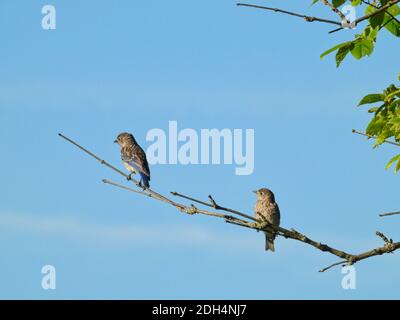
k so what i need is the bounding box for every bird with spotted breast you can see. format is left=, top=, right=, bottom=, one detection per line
left=114, top=132, right=151, bottom=189
left=253, top=188, right=280, bottom=252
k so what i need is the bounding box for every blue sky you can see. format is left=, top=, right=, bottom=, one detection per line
left=0, top=0, right=399, bottom=299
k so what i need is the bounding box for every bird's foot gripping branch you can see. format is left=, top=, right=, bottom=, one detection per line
left=58, top=133, right=400, bottom=272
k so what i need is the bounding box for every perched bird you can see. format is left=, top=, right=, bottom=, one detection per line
left=114, top=132, right=151, bottom=189
left=254, top=188, right=280, bottom=252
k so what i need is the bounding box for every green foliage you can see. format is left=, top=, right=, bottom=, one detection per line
left=320, top=25, right=377, bottom=67
left=365, top=3, right=400, bottom=36
left=319, top=0, right=400, bottom=173
left=386, top=154, right=400, bottom=172
left=333, top=0, right=347, bottom=7
left=358, top=83, right=400, bottom=172
left=311, top=0, right=361, bottom=6
left=358, top=93, right=385, bottom=106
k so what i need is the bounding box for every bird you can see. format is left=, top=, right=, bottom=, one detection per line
left=253, top=188, right=280, bottom=252
left=114, top=132, right=151, bottom=189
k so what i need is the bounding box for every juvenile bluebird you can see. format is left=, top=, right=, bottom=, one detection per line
left=114, top=132, right=151, bottom=189
left=254, top=188, right=280, bottom=252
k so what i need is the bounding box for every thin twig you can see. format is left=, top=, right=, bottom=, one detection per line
left=58, top=133, right=132, bottom=180
left=380, top=211, right=400, bottom=217
left=236, top=3, right=342, bottom=26
left=58, top=133, right=188, bottom=210
left=352, top=129, right=400, bottom=147
left=102, top=179, right=152, bottom=197
left=319, top=260, right=347, bottom=273
left=376, top=231, right=392, bottom=244
left=171, top=191, right=259, bottom=222
left=328, top=26, right=343, bottom=33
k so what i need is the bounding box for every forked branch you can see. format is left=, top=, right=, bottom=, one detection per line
left=59, top=133, right=400, bottom=272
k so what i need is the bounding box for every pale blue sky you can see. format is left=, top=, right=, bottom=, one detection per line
left=0, top=0, right=399, bottom=299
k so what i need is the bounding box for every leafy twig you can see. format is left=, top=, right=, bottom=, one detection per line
left=352, top=129, right=400, bottom=147
left=329, top=0, right=400, bottom=33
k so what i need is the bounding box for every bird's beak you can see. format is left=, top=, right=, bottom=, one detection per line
left=252, top=190, right=257, bottom=194
left=114, top=140, right=118, bottom=143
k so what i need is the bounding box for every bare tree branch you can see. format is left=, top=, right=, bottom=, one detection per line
left=376, top=231, right=392, bottom=244
left=58, top=133, right=186, bottom=210
left=171, top=191, right=258, bottom=222
left=59, top=133, right=400, bottom=272
left=236, top=3, right=342, bottom=26
left=380, top=211, right=400, bottom=217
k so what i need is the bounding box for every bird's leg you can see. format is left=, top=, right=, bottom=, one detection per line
left=138, top=180, right=147, bottom=190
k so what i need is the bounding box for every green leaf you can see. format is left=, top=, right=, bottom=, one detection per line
left=357, top=94, right=384, bottom=106
left=366, top=115, right=387, bottom=140
left=336, top=43, right=353, bottom=67
left=320, top=41, right=351, bottom=59
left=333, top=0, right=347, bottom=7
left=368, top=107, right=380, bottom=113
left=350, top=39, right=374, bottom=59
left=387, top=3, right=400, bottom=16
left=370, top=12, right=385, bottom=28
left=385, top=19, right=400, bottom=37
left=386, top=89, right=400, bottom=101
left=386, top=154, right=400, bottom=173
left=378, top=4, right=400, bottom=36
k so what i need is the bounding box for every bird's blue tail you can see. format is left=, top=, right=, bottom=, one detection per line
left=140, top=173, right=150, bottom=188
